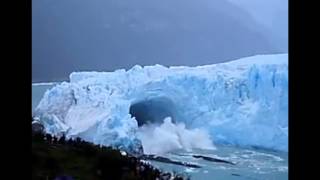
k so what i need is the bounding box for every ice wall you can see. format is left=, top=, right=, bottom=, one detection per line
left=34, top=54, right=288, bottom=153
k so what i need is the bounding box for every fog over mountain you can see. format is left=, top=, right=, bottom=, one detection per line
left=228, top=0, right=288, bottom=52
left=32, top=0, right=287, bottom=82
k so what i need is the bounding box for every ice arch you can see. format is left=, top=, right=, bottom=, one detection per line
left=129, top=96, right=177, bottom=126
left=34, top=54, right=288, bottom=153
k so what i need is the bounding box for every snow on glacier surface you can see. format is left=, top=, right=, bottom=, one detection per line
left=34, top=54, right=288, bottom=154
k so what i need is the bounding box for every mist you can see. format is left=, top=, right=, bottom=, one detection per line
left=32, top=0, right=287, bottom=82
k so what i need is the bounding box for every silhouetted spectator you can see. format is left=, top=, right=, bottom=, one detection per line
left=76, top=137, right=81, bottom=144
left=46, top=134, right=52, bottom=143
left=33, top=132, right=44, bottom=142
left=58, top=135, right=66, bottom=144
left=32, top=120, right=44, bottom=134
left=53, top=136, right=58, bottom=144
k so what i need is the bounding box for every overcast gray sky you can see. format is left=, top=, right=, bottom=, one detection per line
left=32, top=0, right=287, bottom=82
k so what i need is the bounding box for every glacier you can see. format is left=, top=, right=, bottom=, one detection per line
left=34, top=54, right=288, bottom=154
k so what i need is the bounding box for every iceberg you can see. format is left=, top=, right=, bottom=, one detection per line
left=34, top=54, right=288, bottom=154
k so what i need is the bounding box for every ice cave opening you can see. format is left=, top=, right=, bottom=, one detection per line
left=129, top=96, right=177, bottom=127
left=130, top=96, right=216, bottom=154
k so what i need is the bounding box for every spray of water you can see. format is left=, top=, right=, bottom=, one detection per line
left=137, top=117, right=215, bottom=155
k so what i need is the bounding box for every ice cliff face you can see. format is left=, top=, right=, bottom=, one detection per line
left=34, top=54, right=288, bottom=154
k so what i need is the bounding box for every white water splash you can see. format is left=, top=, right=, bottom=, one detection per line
left=137, top=117, right=215, bottom=155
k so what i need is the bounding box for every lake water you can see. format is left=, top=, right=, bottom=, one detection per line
left=32, top=83, right=288, bottom=180
left=147, top=146, right=288, bottom=180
